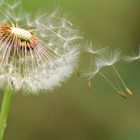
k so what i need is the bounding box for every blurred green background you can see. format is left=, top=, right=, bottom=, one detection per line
left=1, top=0, right=140, bottom=140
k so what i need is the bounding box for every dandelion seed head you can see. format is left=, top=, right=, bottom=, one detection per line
left=0, top=1, right=81, bottom=94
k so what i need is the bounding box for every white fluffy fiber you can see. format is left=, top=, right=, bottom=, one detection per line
left=0, top=1, right=81, bottom=94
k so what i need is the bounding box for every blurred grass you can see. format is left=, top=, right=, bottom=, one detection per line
left=1, top=0, right=140, bottom=140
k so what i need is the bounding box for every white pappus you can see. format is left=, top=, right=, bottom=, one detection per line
left=0, top=1, right=82, bottom=94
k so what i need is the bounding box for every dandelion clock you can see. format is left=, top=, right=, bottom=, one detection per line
left=0, top=1, right=81, bottom=139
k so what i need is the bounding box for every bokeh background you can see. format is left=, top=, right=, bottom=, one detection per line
left=1, top=0, right=140, bottom=140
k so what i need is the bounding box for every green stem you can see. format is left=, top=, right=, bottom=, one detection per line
left=0, top=85, right=13, bottom=140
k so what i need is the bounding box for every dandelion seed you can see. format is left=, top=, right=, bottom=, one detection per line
left=87, top=79, right=92, bottom=91
left=0, top=1, right=81, bottom=94
left=124, top=47, right=140, bottom=62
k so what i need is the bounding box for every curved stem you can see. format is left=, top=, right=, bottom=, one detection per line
left=0, top=85, right=13, bottom=140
